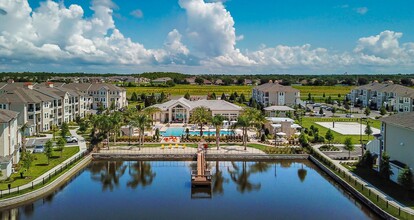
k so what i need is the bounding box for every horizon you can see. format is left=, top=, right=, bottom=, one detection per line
left=1, top=0, right=414, bottom=74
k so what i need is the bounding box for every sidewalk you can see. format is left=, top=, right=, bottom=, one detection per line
left=4, top=129, right=87, bottom=194
left=311, top=144, right=414, bottom=213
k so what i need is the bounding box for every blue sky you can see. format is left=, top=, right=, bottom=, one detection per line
left=1, top=0, right=414, bottom=74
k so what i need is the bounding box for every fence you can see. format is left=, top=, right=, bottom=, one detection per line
left=0, top=151, right=89, bottom=200
left=309, top=146, right=414, bottom=220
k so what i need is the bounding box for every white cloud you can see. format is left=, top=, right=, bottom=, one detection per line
left=178, top=0, right=254, bottom=66
left=130, top=9, right=143, bottom=18
left=355, top=7, right=368, bottom=15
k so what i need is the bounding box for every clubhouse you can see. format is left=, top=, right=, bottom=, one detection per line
left=150, top=98, right=243, bottom=124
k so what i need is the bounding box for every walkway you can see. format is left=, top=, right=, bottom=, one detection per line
left=311, top=144, right=414, bottom=214
left=3, top=129, right=87, bottom=194
left=99, top=145, right=266, bottom=155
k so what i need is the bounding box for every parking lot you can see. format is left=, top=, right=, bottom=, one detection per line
left=25, top=137, right=79, bottom=148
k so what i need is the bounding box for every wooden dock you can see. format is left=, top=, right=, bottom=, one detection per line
left=191, top=149, right=211, bottom=187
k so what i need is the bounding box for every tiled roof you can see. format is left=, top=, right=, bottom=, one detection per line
left=152, top=98, right=242, bottom=111
left=0, top=109, right=19, bottom=123
left=254, top=82, right=299, bottom=93
left=380, top=112, right=414, bottom=131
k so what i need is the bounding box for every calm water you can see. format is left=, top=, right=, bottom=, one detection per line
left=0, top=160, right=380, bottom=220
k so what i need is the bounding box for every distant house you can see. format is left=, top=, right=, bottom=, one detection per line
left=264, top=106, right=294, bottom=117
left=152, top=77, right=172, bottom=85
left=203, top=79, right=213, bottom=85
left=366, top=112, right=414, bottom=184
left=185, top=77, right=196, bottom=85
left=215, top=79, right=224, bottom=85
left=244, top=79, right=253, bottom=86
left=252, top=80, right=300, bottom=106
left=0, top=109, right=21, bottom=179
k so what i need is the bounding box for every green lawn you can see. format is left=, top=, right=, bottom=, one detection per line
left=126, top=85, right=254, bottom=98
left=0, top=146, right=80, bottom=190
left=293, top=85, right=354, bottom=101
left=300, top=117, right=377, bottom=144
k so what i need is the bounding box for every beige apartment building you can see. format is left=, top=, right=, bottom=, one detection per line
left=348, top=82, right=414, bottom=112
left=0, top=81, right=127, bottom=135
left=0, top=109, right=21, bottom=179
left=252, top=80, right=300, bottom=106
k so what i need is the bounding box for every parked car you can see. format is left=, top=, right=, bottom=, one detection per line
left=33, top=145, right=44, bottom=153
left=345, top=113, right=354, bottom=118
left=65, top=136, right=78, bottom=143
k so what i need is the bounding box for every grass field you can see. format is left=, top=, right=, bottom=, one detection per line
left=126, top=85, right=354, bottom=100
left=0, top=146, right=80, bottom=190
left=292, top=85, right=354, bottom=101
left=300, top=117, right=377, bottom=144
left=126, top=85, right=254, bottom=98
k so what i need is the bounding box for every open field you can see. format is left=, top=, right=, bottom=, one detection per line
left=126, top=85, right=254, bottom=98
left=126, top=85, right=354, bottom=100
left=292, top=85, right=354, bottom=100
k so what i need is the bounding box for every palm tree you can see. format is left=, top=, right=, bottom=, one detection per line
left=91, top=161, right=127, bottom=191
left=99, top=114, right=113, bottom=150
left=129, top=113, right=152, bottom=149
left=189, top=106, right=212, bottom=136
left=142, top=106, right=160, bottom=125
left=211, top=115, right=225, bottom=150
left=123, top=108, right=136, bottom=145
left=19, top=122, right=30, bottom=152
left=127, top=161, right=156, bottom=189
left=235, top=115, right=250, bottom=150
left=110, top=111, right=124, bottom=145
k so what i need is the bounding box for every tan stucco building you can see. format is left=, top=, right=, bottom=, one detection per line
left=252, top=81, right=300, bottom=106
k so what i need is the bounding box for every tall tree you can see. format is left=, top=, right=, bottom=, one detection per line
left=364, top=107, right=371, bottom=117
left=235, top=115, right=251, bottom=150
left=56, top=137, right=66, bottom=158
left=364, top=123, right=373, bottom=140
left=19, top=122, right=30, bottom=152
left=325, top=129, right=334, bottom=146
left=343, top=137, right=354, bottom=159
left=129, top=113, right=152, bottom=149
left=60, top=122, right=69, bottom=138
left=20, top=151, right=34, bottom=177
left=44, top=140, right=54, bottom=165
left=190, top=107, right=212, bottom=137
left=379, top=152, right=393, bottom=180
left=111, top=111, right=124, bottom=144
left=184, top=92, right=191, bottom=100
left=211, top=115, right=225, bottom=150
left=142, top=107, right=160, bottom=125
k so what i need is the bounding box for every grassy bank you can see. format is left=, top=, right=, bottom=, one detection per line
left=0, top=146, right=80, bottom=190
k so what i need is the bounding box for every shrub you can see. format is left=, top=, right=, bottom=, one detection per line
left=358, top=150, right=374, bottom=169
left=319, top=145, right=339, bottom=151
left=398, top=166, right=413, bottom=190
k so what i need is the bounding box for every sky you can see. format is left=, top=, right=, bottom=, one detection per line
left=1, top=0, right=414, bottom=74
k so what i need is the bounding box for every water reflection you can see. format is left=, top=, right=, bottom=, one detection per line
left=90, top=161, right=127, bottom=191
left=0, top=160, right=380, bottom=220
left=127, top=161, right=156, bottom=189
left=228, top=161, right=261, bottom=193
left=297, top=164, right=308, bottom=183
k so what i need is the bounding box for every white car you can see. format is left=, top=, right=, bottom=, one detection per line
left=65, top=136, right=78, bottom=143
left=33, top=145, right=44, bottom=153
left=345, top=113, right=354, bottom=118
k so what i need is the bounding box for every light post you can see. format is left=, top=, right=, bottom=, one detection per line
left=360, top=116, right=367, bottom=156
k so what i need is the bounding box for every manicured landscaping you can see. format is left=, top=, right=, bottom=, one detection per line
left=300, top=117, right=376, bottom=144
left=319, top=145, right=340, bottom=151
left=0, top=146, right=80, bottom=190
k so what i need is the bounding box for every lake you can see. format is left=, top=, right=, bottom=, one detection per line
left=0, top=160, right=380, bottom=220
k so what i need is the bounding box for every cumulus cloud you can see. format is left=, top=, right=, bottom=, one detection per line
left=0, top=0, right=190, bottom=67
left=130, top=9, right=143, bottom=18
left=178, top=0, right=254, bottom=66
left=0, top=0, right=414, bottom=73
left=353, top=30, right=414, bottom=66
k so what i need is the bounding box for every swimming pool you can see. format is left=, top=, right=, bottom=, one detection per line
left=162, top=127, right=235, bottom=137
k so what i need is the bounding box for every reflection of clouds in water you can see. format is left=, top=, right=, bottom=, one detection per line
left=0, top=8, right=7, bottom=15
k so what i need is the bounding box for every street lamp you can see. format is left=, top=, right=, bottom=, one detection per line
left=360, top=116, right=367, bottom=156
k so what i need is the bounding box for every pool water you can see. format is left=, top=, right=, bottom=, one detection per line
left=0, top=160, right=380, bottom=220
left=162, top=127, right=235, bottom=137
